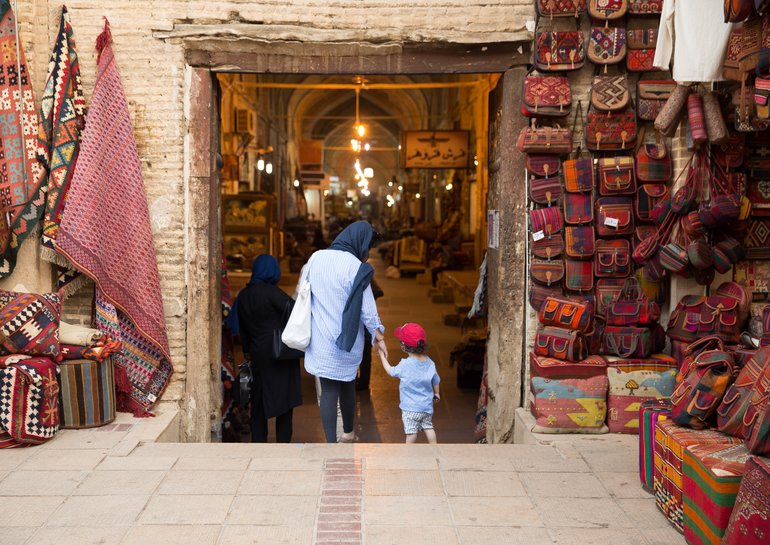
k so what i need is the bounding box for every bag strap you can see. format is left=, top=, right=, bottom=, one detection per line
left=605, top=331, right=639, bottom=358
left=684, top=335, right=724, bottom=356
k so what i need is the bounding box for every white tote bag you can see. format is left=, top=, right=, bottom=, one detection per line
left=281, top=278, right=312, bottom=350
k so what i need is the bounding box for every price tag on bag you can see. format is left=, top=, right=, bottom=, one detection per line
left=604, top=217, right=619, bottom=228
left=533, top=230, right=545, bottom=241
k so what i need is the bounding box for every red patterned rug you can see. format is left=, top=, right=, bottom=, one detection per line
left=0, top=1, right=45, bottom=278
left=55, top=20, right=172, bottom=414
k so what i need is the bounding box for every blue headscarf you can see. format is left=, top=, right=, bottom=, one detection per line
left=248, top=254, right=281, bottom=286
left=226, top=254, right=281, bottom=336
left=330, top=221, right=375, bottom=352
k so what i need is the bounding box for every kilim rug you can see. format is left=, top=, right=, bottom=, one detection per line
left=0, top=0, right=45, bottom=278
left=37, top=6, right=85, bottom=271
left=55, top=20, right=172, bottom=415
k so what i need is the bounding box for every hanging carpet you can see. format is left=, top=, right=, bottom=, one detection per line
left=36, top=6, right=87, bottom=295
left=55, top=20, right=172, bottom=415
left=0, top=0, right=45, bottom=278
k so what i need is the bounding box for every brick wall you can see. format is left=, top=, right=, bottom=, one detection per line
left=15, top=0, right=534, bottom=413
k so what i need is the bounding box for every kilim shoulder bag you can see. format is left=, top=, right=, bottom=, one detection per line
left=588, top=25, right=627, bottom=66
left=535, top=21, right=586, bottom=72
left=521, top=70, right=573, bottom=118
left=597, top=155, right=636, bottom=196
left=637, top=78, right=676, bottom=121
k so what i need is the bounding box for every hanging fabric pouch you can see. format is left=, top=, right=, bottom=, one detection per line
left=598, top=156, right=636, bottom=196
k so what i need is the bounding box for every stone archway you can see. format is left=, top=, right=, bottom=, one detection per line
left=179, top=33, right=530, bottom=442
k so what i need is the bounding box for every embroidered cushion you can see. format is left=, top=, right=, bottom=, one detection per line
left=605, top=356, right=676, bottom=433
left=530, top=374, right=609, bottom=433
left=0, top=291, right=62, bottom=360
left=0, top=357, right=60, bottom=444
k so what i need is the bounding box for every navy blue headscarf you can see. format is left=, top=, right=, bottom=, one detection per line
left=330, top=221, right=375, bottom=352
left=226, top=254, right=281, bottom=336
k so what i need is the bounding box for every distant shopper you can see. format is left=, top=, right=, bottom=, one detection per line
left=377, top=323, right=441, bottom=444
left=234, top=254, right=302, bottom=443
left=302, top=221, right=386, bottom=443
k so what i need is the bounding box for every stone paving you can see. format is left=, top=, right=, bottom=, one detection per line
left=0, top=417, right=686, bottom=545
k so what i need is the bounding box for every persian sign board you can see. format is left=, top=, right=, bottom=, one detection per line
left=401, top=130, right=470, bottom=169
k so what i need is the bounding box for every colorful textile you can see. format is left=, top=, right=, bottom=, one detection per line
left=530, top=375, right=609, bottom=433
left=37, top=6, right=85, bottom=265
left=60, top=336, right=121, bottom=363
left=639, top=398, right=671, bottom=492
left=0, top=429, right=31, bottom=448
left=606, top=356, right=677, bottom=434
left=722, top=456, right=770, bottom=545
left=95, top=294, right=171, bottom=415
left=58, top=357, right=115, bottom=429
left=54, top=21, right=172, bottom=414
left=654, top=420, right=741, bottom=531
left=0, top=290, right=61, bottom=360
left=0, top=357, right=59, bottom=445
left=0, top=0, right=45, bottom=277
left=683, top=443, right=751, bottom=545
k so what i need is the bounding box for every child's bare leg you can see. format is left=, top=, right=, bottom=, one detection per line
left=405, top=433, right=418, bottom=444
left=424, top=428, right=437, bottom=444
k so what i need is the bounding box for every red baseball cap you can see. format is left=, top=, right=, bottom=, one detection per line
left=394, top=323, right=427, bottom=347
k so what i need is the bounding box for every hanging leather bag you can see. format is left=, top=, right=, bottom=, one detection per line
left=538, top=295, right=595, bottom=332
left=564, top=258, right=595, bottom=291
left=594, top=238, right=632, bottom=277
left=532, top=233, right=565, bottom=260
left=636, top=184, right=669, bottom=223
left=535, top=29, right=586, bottom=72
left=588, top=26, right=627, bottom=65
left=517, top=124, right=573, bottom=154
left=635, top=142, right=672, bottom=183
left=591, top=74, right=630, bottom=112
left=530, top=258, right=565, bottom=287
left=530, top=206, right=564, bottom=236
left=563, top=156, right=595, bottom=192
left=595, top=196, right=634, bottom=237
left=598, top=156, right=636, bottom=196
left=564, top=192, right=594, bottom=225
left=522, top=73, right=573, bottom=118
left=565, top=225, right=595, bottom=259
left=670, top=336, right=736, bottom=430
left=585, top=107, right=637, bottom=150
left=637, top=79, right=676, bottom=121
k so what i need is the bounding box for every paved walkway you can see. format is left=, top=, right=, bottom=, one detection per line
left=0, top=416, right=685, bottom=545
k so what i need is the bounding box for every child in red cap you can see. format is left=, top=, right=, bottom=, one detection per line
left=377, top=322, right=441, bottom=444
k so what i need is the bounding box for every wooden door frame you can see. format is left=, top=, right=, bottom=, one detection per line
left=182, top=38, right=530, bottom=442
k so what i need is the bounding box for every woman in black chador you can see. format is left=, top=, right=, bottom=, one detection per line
left=233, top=254, right=302, bottom=442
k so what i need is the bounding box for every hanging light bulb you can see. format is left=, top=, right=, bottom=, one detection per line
left=364, top=142, right=370, bottom=151
left=293, top=179, right=300, bottom=187
left=445, top=183, right=453, bottom=191
left=363, top=167, right=374, bottom=179
left=265, top=163, right=273, bottom=175
left=388, top=181, right=393, bottom=187
left=397, top=185, right=403, bottom=191
left=257, top=158, right=265, bottom=171
left=415, top=193, right=421, bottom=199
